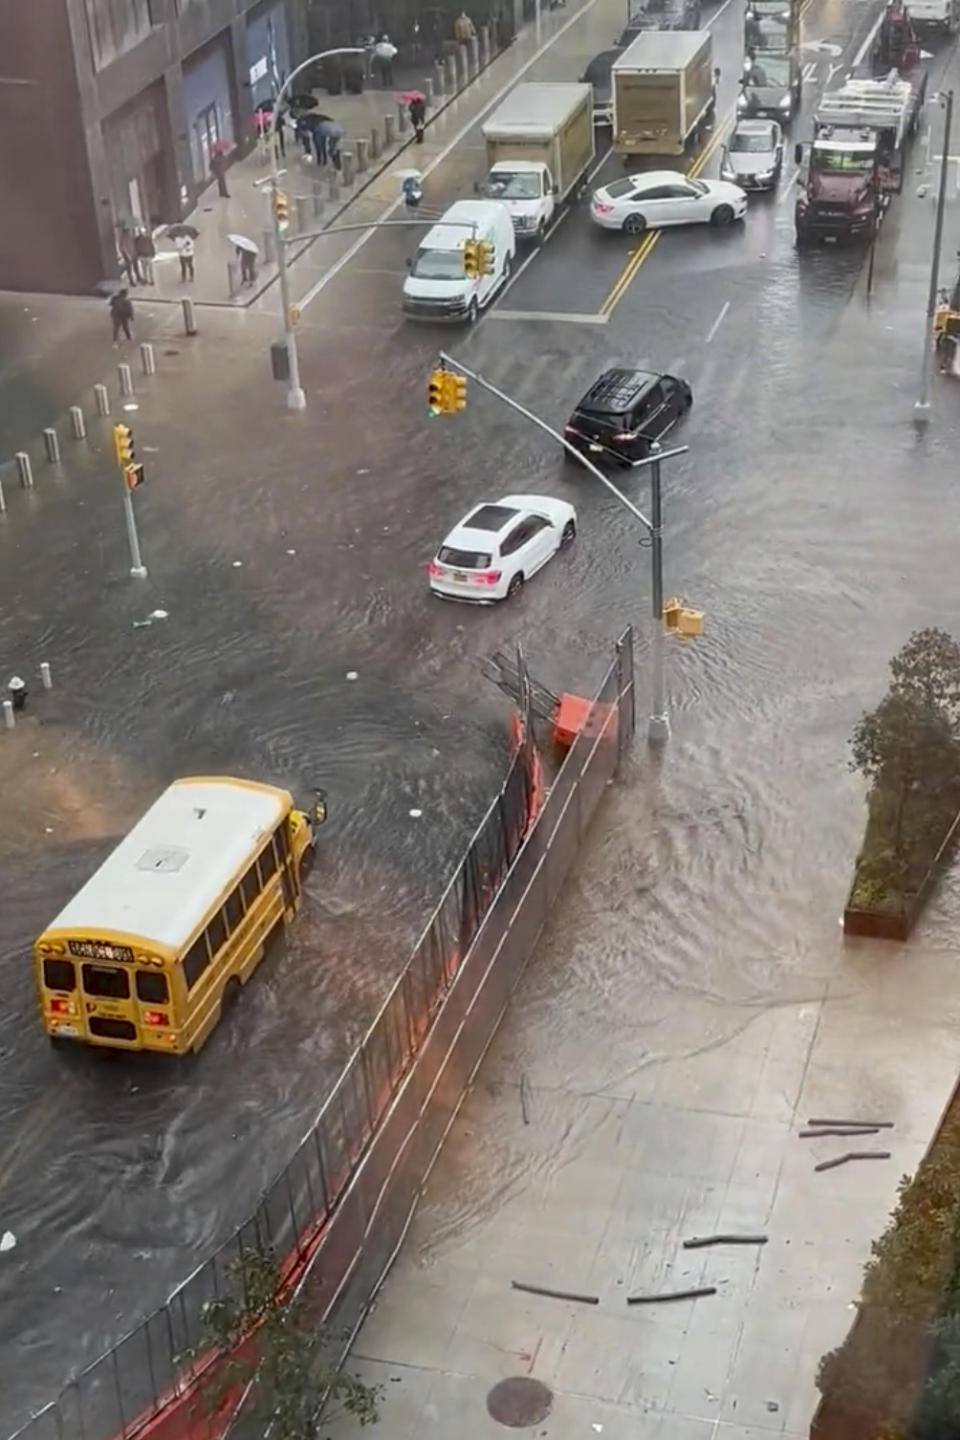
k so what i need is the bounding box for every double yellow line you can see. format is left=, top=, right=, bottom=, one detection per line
left=599, top=105, right=736, bottom=318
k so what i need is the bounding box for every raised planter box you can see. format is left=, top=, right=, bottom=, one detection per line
left=843, top=806, right=960, bottom=941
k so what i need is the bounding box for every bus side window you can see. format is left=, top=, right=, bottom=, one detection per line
left=206, top=909, right=228, bottom=959
left=224, top=888, right=244, bottom=931
left=183, top=935, right=210, bottom=989
left=240, top=861, right=261, bottom=910
left=259, top=839, right=279, bottom=882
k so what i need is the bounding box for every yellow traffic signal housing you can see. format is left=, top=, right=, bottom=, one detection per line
left=113, top=423, right=135, bottom=467
left=427, top=369, right=446, bottom=416
left=462, top=239, right=478, bottom=278
left=273, top=189, right=290, bottom=227
left=475, top=239, right=494, bottom=276
left=449, top=374, right=467, bottom=411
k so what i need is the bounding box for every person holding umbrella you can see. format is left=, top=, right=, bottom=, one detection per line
left=403, top=90, right=427, bottom=142
left=372, top=34, right=398, bottom=86
left=230, top=234, right=259, bottom=285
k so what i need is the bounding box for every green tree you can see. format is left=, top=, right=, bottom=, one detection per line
left=889, top=628, right=960, bottom=725
left=850, top=690, right=960, bottom=858
left=178, top=1249, right=381, bottom=1440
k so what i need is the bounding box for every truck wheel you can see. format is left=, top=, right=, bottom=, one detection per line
left=710, top=204, right=734, bottom=226
left=467, top=297, right=479, bottom=324
left=623, top=213, right=647, bottom=235
left=536, top=220, right=547, bottom=244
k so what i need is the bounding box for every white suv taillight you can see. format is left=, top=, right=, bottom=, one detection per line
left=472, top=570, right=502, bottom=586
left=592, top=201, right=614, bottom=215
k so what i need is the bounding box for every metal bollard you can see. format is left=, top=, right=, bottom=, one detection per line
left=356, top=136, right=369, bottom=172
left=3, top=700, right=13, bottom=731
left=261, top=229, right=276, bottom=264
left=140, top=342, right=155, bottom=375
left=434, top=60, right=445, bottom=97
left=480, top=24, right=491, bottom=66
left=341, top=150, right=355, bottom=186
left=327, top=172, right=341, bottom=202
left=424, top=77, right=435, bottom=106
left=457, top=44, right=469, bottom=87
left=370, top=124, right=382, bottom=159
left=384, top=113, right=396, bottom=147
left=227, top=260, right=241, bottom=297
left=94, top=383, right=110, bottom=416
left=182, top=296, right=198, bottom=336
left=296, top=194, right=310, bottom=233
left=69, top=405, right=86, bottom=439
left=40, top=662, right=52, bottom=690
left=118, top=363, right=134, bottom=397
left=397, top=100, right=409, bottom=133
left=468, top=35, right=480, bottom=75
left=312, top=188, right=324, bottom=218
left=16, top=452, right=33, bottom=488
left=0, top=479, right=5, bottom=513
left=43, top=429, right=60, bottom=463
left=445, top=54, right=458, bottom=93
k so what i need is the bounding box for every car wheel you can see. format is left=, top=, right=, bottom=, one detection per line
left=506, top=572, right=525, bottom=598
left=536, top=220, right=547, bottom=244
left=467, top=297, right=479, bottom=323
left=710, top=204, right=734, bottom=226
left=681, top=384, right=693, bottom=411
left=623, top=212, right=647, bottom=235
left=560, top=519, right=576, bottom=549
left=502, top=254, right=512, bottom=280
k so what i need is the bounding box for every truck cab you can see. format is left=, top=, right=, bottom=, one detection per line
left=480, top=161, right=558, bottom=239
left=794, top=129, right=880, bottom=243
left=739, top=50, right=802, bottom=123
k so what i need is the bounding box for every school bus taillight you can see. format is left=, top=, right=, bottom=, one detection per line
left=49, top=997, right=71, bottom=1015
left=144, top=1011, right=169, bottom=1028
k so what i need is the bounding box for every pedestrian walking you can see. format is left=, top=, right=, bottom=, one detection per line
left=109, top=288, right=134, bottom=344
left=117, top=223, right=140, bottom=286
left=236, top=245, right=257, bottom=285
left=210, top=147, right=231, bottom=199
left=275, top=108, right=287, bottom=159
left=134, top=227, right=156, bottom=284
left=372, top=34, right=398, bottom=86
left=454, top=9, right=477, bottom=42
left=408, top=93, right=427, bottom=142
left=177, top=233, right=195, bottom=282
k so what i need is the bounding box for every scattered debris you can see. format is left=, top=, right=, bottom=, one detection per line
left=346, top=671, right=358, bottom=681
left=682, top=1234, right=767, bottom=1250
left=807, top=1117, right=894, bottom=1129
left=148, top=609, right=168, bottom=621
left=767, top=1400, right=780, bottom=1413
left=232, top=560, right=243, bottom=568
left=592, top=1425, right=603, bottom=1433
left=815, top=1151, right=892, bottom=1173
left=0, top=1232, right=16, bottom=1254
left=799, top=1126, right=881, bottom=1139
left=286, top=548, right=297, bottom=555
left=520, top=1073, right=531, bottom=1126
left=511, top=1281, right=599, bottom=1306
left=409, top=808, right=423, bottom=818
left=627, top=1286, right=717, bottom=1306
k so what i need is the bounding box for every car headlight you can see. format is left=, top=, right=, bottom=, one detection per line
left=737, top=94, right=748, bottom=110
left=756, top=168, right=775, bottom=182
left=778, top=94, right=792, bottom=109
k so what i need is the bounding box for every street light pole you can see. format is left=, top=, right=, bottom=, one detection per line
left=914, top=88, right=954, bottom=429
left=268, top=48, right=365, bottom=412
left=437, top=349, right=687, bottom=745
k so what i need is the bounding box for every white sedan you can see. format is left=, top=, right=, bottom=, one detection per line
left=428, top=494, right=577, bottom=603
left=590, top=170, right=748, bottom=234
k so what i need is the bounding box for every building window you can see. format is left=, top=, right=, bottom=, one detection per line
left=85, top=0, right=158, bottom=71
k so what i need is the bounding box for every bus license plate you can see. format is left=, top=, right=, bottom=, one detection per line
left=55, top=1025, right=78, bottom=1037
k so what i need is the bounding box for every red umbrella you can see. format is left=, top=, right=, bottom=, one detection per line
left=400, top=90, right=426, bottom=105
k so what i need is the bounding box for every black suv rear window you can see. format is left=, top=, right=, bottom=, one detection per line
left=463, top=504, right=518, bottom=531
left=439, top=547, right=492, bottom=569
left=579, top=369, right=655, bottom=416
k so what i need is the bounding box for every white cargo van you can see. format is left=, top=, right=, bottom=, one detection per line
left=402, top=199, right=516, bottom=323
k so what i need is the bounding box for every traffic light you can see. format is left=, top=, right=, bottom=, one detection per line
left=475, top=240, right=493, bottom=275
left=428, top=369, right=446, bottom=416
left=447, top=374, right=467, bottom=412
left=273, top=189, right=290, bottom=228
left=124, top=463, right=145, bottom=490
left=463, top=239, right=479, bottom=278
left=113, top=423, right=135, bottom=467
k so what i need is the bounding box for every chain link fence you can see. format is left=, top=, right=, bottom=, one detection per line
left=8, top=630, right=634, bottom=1440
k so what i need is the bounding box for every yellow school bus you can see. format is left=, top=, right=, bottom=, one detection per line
left=35, top=777, right=325, bottom=1055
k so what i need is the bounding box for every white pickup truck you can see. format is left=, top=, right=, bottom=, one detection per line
left=478, top=83, right=595, bottom=243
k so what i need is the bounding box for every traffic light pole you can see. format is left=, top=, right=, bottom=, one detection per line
left=437, top=349, right=686, bottom=745
left=123, top=485, right=147, bottom=579
left=268, top=48, right=365, bottom=413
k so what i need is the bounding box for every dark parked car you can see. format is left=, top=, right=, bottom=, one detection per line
left=580, top=49, right=619, bottom=127
left=564, top=367, right=693, bottom=464
left=616, top=0, right=702, bottom=45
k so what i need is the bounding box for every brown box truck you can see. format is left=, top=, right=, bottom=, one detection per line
left=612, top=30, right=716, bottom=157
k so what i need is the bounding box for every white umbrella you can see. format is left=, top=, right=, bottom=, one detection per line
left=228, top=233, right=259, bottom=255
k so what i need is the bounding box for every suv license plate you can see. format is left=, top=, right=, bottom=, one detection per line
left=454, top=571, right=467, bottom=582
left=589, top=443, right=603, bottom=453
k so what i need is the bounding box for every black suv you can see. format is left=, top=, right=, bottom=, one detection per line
left=616, top=0, right=702, bottom=45
left=564, top=368, right=693, bottom=465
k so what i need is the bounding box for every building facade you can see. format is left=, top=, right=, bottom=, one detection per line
left=0, top=0, right=307, bottom=294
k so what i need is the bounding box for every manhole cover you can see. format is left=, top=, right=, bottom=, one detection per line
left=486, top=1377, right=553, bottom=1428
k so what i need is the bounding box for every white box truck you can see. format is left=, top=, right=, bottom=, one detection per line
left=479, top=83, right=595, bottom=242
left=612, top=30, right=717, bottom=157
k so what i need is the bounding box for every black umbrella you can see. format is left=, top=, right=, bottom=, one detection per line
left=287, top=92, right=319, bottom=110
left=296, top=111, right=334, bottom=130
left=167, top=223, right=200, bottom=240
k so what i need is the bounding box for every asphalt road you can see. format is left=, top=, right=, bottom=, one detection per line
left=2, top=0, right=960, bottom=1430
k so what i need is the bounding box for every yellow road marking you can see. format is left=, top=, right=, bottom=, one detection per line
left=598, top=106, right=736, bottom=318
